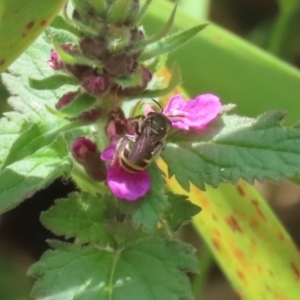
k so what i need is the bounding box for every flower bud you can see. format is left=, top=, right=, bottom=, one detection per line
left=103, top=52, right=139, bottom=77
left=55, top=91, right=78, bottom=110
left=71, top=136, right=106, bottom=182
left=112, top=66, right=152, bottom=96
left=79, top=37, right=108, bottom=60
left=82, top=74, right=110, bottom=96
left=77, top=108, right=102, bottom=123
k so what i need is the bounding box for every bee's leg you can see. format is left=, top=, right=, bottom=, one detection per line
left=150, top=142, right=164, bottom=158
left=134, top=120, right=141, bottom=136
left=113, top=135, right=135, bottom=165
left=128, top=115, right=144, bottom=136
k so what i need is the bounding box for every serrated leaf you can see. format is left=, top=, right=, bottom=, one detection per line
left=0, top=0, right=67, bottom=73
left=124, top=164, right=169, bottom=231
left=140, top=24, right=207, bottom=62
left=41, top=192, right=114, bottom=245
left=162, top=111, right=300, bottom=191
left=0, top=112, right=29, bottom=167
left=0, top=37, right=91, bottom=212
left=0, top=119, right=80, bottom=170
left=0, top=146, right=72, bottom=213
left=2, top=36, right=71, bottom=121
left=164, top=193, right=201, bottom=232
left=29, top=238, right=197, bottom=300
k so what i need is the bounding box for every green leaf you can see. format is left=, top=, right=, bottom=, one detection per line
left=0, top=112, right=29, bottom=167
left=29, top=238, right=197, bottom=300
left=140, top=23, right=208, bottom=62
left=164, top=193, right=201, bottom=232
left=0, top=37, right=90, bottom=212
left=0, top=119, right=79, bottom=170
left=0, top=0, right=67, bottom=73
left=44, top=26, right=79, bottom=45
left=136, top=0, right=153, bottom=25
left=162, top=111, right=300, bottom=191
left=0, top=145, right=72, bottom=213
left=132, top=63, right=181, bottom=99
left=276, top=0, right=300, bottom=14
left=53, top=42, right=96, bottom=67
left=60, top=93, right=97, bottom=118
left=2, top=36, right=69, bottom=120
left=49, top=15, right=80, bottom=37
left=107, top=0, right=131, bottom=24
left=41, top=192, right=114, bottom=245
left=127, top=164, right=170, bottom=231
left=135, top=3, right=177, bottom=50
left=29, top=74, right=79, bottom=90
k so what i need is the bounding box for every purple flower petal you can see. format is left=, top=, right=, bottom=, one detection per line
left=164, top=94, right=221, bottom=130
left=107, top=162, right=150, bottom=201
left=101, top=145, right=116, bottom=162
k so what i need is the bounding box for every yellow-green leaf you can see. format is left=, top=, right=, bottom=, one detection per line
left=0, top=0, right=67, bottom=73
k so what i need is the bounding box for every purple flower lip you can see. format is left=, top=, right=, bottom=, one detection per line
left=144, top=94, right=221, bottom=131
left=101, top=144, right=151, bottom=201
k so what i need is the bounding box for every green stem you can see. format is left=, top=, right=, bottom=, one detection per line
left=71, top=163, right=109, bottom=195
left=267, top=11, right=292, bottom=57
left=192, top=244, right=214, bottom=299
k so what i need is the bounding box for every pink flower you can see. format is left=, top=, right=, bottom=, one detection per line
left=161, top=94, right=221, bottom=130
left=101, top=145, right=150, bottom=201
left=47, top=45, right=71, bottom=70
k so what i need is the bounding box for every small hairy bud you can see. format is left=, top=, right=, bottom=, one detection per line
left=71, top=137, right=106, bottom=182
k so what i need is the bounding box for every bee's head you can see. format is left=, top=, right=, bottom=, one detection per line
left=142, top=112, right=172, bottom=137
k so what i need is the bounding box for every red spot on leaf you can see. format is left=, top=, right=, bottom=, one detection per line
left=212, top=214, right=218, bottom=221
left=269, top=269, right=274, bottom=277
left=277, top=232, right=285, bottom=241
left=233, top=247, right=245, bottom=262
left=237, top=184, right=245, bottom=196
left=212, top=238, right=221, bottom=251
left=40, top=20, right=47, bottom=27
left=251, top=199, right=267, bottom=221
left=249, top=219, right=259, bottom=230
left=225, top=216, right=242, bottom=233
left=22, top=33, right=26, bottom=38
left=0, top=59, right=6, bottom=66
left=26, top=21, right=35, bottom=30
left=256, top=264, right=263, bottom=273
left=236, top=270, right=245, bottom=282
left=291, top=262, right=300, bottom=280
left=214, top=229, right=221, bottom=237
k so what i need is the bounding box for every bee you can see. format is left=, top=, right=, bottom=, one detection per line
left=116, top=102, right=172, bottom=173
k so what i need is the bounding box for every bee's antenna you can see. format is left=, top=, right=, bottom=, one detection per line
left=151, top=99, right=163, bottom=112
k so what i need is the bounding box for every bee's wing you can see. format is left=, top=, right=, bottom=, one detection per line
left=128, top=132, right=164, bottom=164
left=127, top=132, right=153, bottom=164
